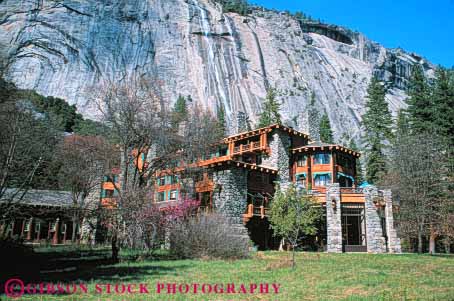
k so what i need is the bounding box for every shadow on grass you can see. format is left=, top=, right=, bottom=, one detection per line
left=0, top=243, right=188, bottom=295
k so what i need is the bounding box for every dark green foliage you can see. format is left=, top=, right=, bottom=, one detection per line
left=319, top=114, right=334, bottom=144
left=431, top=67, right=454, bottom=145
left=405, top=64, right=433, bottom=134
left=73, top=118, right=114, bottom=140
left=171, top=95, right=188, bottom=129
left=16, top=90, right=83, bottom=132
left=258, top=88, right=282, bottom=128
left=361, top=76, right=393, bottom=183
left=215, top=0, right=251, bottom=15
left=216, top=104, right=226, bottom=136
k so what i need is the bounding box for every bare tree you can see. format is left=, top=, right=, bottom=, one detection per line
left=383, top=132, right=450, bottom=253
left=93, top=76, right=177, bottom=260
left=56, top=135, right=115, bottom=242
left=0, top=89, right=61, bottom=232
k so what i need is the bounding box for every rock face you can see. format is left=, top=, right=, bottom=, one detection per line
left=0, top=0, right=435, bottom=141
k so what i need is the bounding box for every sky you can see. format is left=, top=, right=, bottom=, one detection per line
left=252, top=0, right=454, bottom=67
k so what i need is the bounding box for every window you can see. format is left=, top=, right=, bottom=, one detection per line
left=156, top=192, right=166, bottom=202
left=296, top=174, right=306, bottom=187
left=169, top=175, right=178, bottom=185
left=256, top=154, right=263, bottom=165
left=314, top=153, right=330, bottom=165
left=158, top=177, right=166, bottom=186
left=105, top=189, right=114, bottom=198
left=314, top=174, right=331, bottom=186
left=296, top=154, right=307, bottom=167
left=169, top=190, right=178, bottom=201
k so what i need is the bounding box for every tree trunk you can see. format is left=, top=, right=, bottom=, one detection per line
left=111, top=232, right=119, bottom=263
left=429, top=226, right=436, bottom=255
left=417, top=224, right=423, bottom=254
left=292, top=247, right=296, bottom=269
left=279, top=238, right=285, bottom=251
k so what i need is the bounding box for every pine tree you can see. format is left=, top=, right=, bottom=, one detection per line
left=216, top=104, right=226, bottom=136
left=406, top=64, right=433, bottom=134
left=361, top=76, right=393, bottom=183
left=171, top=95, right=188, bottom=129
left=432, top=67, right=454, bottom=144
left=319, top=114, right=334, bottom=144
left=258, top=88, right=282, bottom=128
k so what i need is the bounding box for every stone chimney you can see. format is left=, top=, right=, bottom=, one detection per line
left=300, top=106, right=320, bottom=142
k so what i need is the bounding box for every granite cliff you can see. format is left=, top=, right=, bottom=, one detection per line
left=0, top=0, right=435, bottom=141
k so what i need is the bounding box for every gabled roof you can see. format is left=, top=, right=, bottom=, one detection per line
left=292, top=142, right=361, bottom=158
left=224, top=124, right=310, bottom=142
left=0, top=189, right=75, bottom=207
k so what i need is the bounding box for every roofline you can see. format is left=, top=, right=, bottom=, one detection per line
left=201, top=159, right=278, bottom=174
left=292, top=144, right=361, bottom=157
left=224, top=123, right=310, bottom=142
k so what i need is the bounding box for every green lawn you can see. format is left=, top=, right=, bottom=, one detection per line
left=5, top=248, right=454, bottom=300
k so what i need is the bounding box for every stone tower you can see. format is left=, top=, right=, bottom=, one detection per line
left=300, top=105, right=321, bottom=141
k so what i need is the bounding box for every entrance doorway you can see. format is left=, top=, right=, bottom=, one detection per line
left=341, top=203, right=367, bottom=252
left=197, top=192, right=212, bottom=214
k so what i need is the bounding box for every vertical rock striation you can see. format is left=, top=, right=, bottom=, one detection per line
left=0, top=0, right=435, bottom=140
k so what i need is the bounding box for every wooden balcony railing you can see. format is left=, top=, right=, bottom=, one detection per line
left=233, top=141, right=262, bottom=155
left=243, top=204, right=270, bottom=223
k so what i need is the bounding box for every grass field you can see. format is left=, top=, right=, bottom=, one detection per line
left=4, top=247, right=454, bottom=300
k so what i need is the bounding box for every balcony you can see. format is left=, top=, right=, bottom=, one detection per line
left=232, top=141, right=262, bottom=155
left=243, top=203, right=270, bottom=223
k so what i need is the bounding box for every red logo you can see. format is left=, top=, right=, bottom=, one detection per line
left=4, top=278, right=24, bottom=298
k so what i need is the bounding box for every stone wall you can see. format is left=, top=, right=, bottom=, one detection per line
left=383, top=190, right=402, bottom=253
left=212, top=167, right=248, bottom=224
left=364, top=186, right=386, bottom=253
left=81, top=183, right=102, bottom=245
left=326, top=184, right=342, bottom=253
left=261, top=130, right=291, bottom=188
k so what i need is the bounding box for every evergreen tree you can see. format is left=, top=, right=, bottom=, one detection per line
left=319, top=114, right=334, bottom=144
left=258, top=88, right=282, bottom=128
left=171, top=95, right=188, bottom=129
left=432, top=67, right=454, bottom=144
left=216, top=104, right=226, bottom=136
left=361, top=76, right=393, bottom=183
left=406, top=64, right=433, bottom=133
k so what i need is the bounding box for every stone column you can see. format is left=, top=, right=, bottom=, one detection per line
left=383, top=190, right=402, bottom=253
left=364, top=186, right=386, bottom=253
left=261, top=130, right=291, bottom=188
left=52, top=218, right=61, bottom=245
left=26, top=217, right=34, bottom=241
left=212, top=167, right=249, bottom=240
left=81, top=183, right=102, bottom=245
left=326, top=183, right=342, bottom=253
left=300, top=106, right=321, bottom=142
